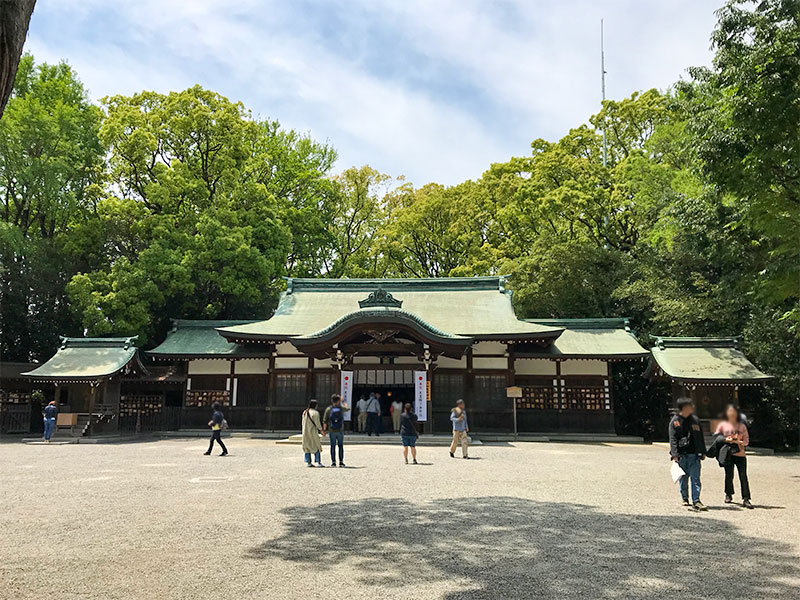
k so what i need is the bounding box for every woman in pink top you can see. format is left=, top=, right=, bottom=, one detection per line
left=714, top=404, right=753, bottom=508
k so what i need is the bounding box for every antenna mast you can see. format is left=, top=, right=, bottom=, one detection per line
left=601, top=19, right=608, bottom=167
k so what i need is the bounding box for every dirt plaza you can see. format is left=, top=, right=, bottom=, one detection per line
left=1, top=439, right=798, bottom=599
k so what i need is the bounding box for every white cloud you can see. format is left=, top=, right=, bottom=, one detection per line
left=23, top=0, right=720, bottom=185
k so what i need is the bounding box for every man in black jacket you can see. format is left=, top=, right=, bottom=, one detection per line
left=669, top=397, right=707, bottom=511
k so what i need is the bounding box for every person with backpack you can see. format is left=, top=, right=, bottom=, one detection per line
left=301, top=399, right=324, bottom=467
left=400, top=403, right=419, bottom=464
left=204, top=402, right=228, bottom=456
left=42, top=400, right=58, bottom=443
left=323, top=393, right=349, bottom=467
left=669, top=397, right=707, bottom=510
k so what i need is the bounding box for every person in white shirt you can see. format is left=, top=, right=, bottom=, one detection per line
left=390, top=399, right=403, bottom=433
left=356, top=395, right=368, bottom=432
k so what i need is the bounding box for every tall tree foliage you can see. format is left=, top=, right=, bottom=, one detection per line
left=66, top=86, right=338, bottom=343
left=681, top=0, right=800, bottom=316
left=0, top=55, right=102, bottom=360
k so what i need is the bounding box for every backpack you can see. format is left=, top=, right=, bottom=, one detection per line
left=329, top=406, right=344, bottom=430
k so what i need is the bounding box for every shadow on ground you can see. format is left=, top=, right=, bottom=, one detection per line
left=247, top=496, right=799, bottom=599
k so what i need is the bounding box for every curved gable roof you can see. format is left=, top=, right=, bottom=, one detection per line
left=219, top=277, right=562, bottom=342
left=647, top=337, right=772, bottom=383
left=23, top=337, right=143, bottom=381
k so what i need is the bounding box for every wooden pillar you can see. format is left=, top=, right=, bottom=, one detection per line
left=555, top=360, right=563, bottom=410
left=306, top=356, right=315, bottom=399
left=229, top=360, right=237, bottom=407
left=267, top=351, right=276, bottom=430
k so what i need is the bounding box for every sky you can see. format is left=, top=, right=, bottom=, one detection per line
left=23, top=1, right=722, bottom=186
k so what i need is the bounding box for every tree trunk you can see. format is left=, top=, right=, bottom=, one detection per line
left=0, top=0, right=36, bottom=118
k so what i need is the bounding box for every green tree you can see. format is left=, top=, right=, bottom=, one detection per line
left=0, top=55, right=103, bottom=360
left=681, top=0, right=800, bottom=316
left=66, top=86, right=323, bottom=342
left=323, top=165, right=390, bottom=277
left=377, top=181, right=492, bottom=277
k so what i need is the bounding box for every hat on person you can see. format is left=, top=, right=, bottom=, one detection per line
left=456, top=399, right=464, bottom=406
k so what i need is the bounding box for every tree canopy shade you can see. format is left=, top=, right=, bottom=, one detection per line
left=0, top=1, right=798, bottom=448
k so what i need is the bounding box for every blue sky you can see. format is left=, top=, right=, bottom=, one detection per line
left=24, top=1, right=721, bottom=186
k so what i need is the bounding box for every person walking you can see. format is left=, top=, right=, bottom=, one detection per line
left=356, top=395, right=368, bottom=433
left=669, top=397, right=707, bottom=510
left=301, top=399, right=324, bottom=467
left=366, top=392, right=381, bottom=437
left=204, top=402, right=228, bottom=456
left=714, top=404, right=753, bottom=509
left=391, top=398, right=403, bottom=433
left=323, top=393, right=349, bottom=467
left=400, top=403, right=419, bottom=464
left=42, top=400, right=58, bottom=443
left=449, top=399, right=469, bottom=459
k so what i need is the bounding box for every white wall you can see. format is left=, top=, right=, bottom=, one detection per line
left=472, top=341, right=507, bottom=355
left=473, top=357, right=508, bottom=370
left=436, top=356, right=467, bottom=368
left=274, top=357, right=309, bottom=369
left=515, top=359, right=557, bottom=375
left=275, top=342, right=300, bottom=355
left=188, top=359, right=230, bottom=375
left=560, top=359, right=608, bottom=376
left=234, top=359, right=270, bottom=375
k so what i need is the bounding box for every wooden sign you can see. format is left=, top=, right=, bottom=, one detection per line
left=506, top=386, right=523, bottom=398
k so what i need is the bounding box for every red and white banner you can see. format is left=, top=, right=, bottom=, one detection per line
left=414, top=370, right=427, bottom=421
left=340, top=370, right=353, bottom=421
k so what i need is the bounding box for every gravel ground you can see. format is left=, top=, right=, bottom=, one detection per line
left=1, top=439, right=798, bottom=599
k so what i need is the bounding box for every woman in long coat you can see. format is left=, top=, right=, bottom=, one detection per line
left=301, top=399, right=324, bottom=467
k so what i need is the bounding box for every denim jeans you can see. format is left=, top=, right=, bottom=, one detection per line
left=304, top=451, right=321, bottom=464
left=678, top=453, right=702, bottom=503
left=43, top=417, right=55, bottom=441
left=329, top=431, right=344, bottom=464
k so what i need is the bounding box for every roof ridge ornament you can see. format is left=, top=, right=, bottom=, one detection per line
left=358, top=287, right=403, bottom=309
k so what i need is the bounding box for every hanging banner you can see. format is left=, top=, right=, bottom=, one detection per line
left=340, top=370, right=353, bottom=421
left=414, top=370, right=428, bottom=421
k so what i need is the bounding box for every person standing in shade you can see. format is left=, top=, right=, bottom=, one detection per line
left=375, top=392, right=384, bottom=433
left=301, top=399, right=324, bottom=467
left=356, top=395, right=368, bottom=433
left=669, top=397, right=707, bottom=511
left=390, top=397, right=403, bottom=433
left=323, top=393, right=349, bottom=467
left=366, top=392, right=381, bottom=436
left=714, top=404, right=753, bottom=509
left=204, top=402, right=228, bottom=456
left=449, top=399, right=469, bottom=459
left=42, top=400, right=58, bottom=443
left=400, top=403, right=419, bottom=464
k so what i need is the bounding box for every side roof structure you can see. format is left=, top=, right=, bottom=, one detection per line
left=519, top=318, right=649, bottom=360
left=646, top=337, right=772, bottom=384
left=148, top=320, right=272, bottom=360
left=218, top=277, right=563, bottom=344
left=23, top=337, right=146, bottom=383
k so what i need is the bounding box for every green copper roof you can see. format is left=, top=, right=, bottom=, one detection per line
left=148, top=320, right=272, bottom=358
left=520, top=318, right=648, bottom=359
left=218, top=277, right=563, bottom=342
left=23, top=337, right=141, bottom=380
left=648, top=337, right=772, bottom=382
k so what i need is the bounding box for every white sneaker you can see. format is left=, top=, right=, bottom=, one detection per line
left=306, top=462, right=314, bottom=467
left=315, top=462, right=325, bottom=468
